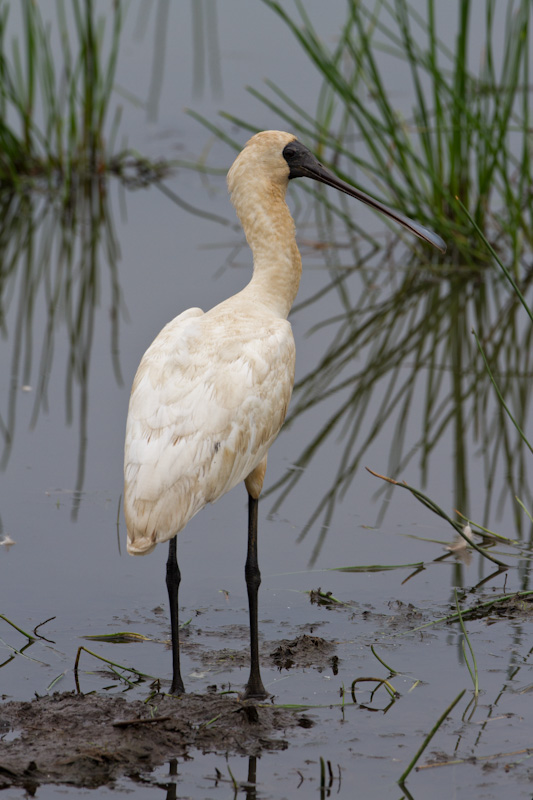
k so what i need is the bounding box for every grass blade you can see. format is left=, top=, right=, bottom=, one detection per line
left=455, top=589, right=479, bottom=696
left=397, top=689, right=466, bottom=785
left=472, top=329, right=533, bottom=454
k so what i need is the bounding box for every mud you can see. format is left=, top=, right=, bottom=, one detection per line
left=3, top=595, right=527, bottom=794
left=0, top=691, right=313, bottom=791
left=0, top=634, right=329, bottom=791
left=270, top=634, right=337, bottom=671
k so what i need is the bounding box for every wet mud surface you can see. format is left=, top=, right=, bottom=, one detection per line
left=0, top=634, right=328, bottom=791
left=0, top=691, right=313, bottom=790
left=2, top=596, right=532, bottom=795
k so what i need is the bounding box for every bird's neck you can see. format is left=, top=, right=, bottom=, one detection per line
left=232, top=181, right=302, bottom=319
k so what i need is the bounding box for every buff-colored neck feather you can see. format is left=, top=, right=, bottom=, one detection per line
left=227, top=132, right=302, bottom=319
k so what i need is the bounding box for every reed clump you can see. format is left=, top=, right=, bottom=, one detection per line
left=0, top=1, right=163, bottom=205
left=213, top=0, right=532, bottom=268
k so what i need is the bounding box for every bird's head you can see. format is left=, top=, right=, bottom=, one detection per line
left=227, top=130, right=446, bottom=253
left=227, top=130, right=297, bottom=197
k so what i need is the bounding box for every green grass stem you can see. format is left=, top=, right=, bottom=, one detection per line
left=455, top=196, right=533, bottom=323
left=371, top=645, right=397, bottom=675
left=366, top=468, right=509, bottom=568
left=331, top=561, right=424, bottom=573
left=0, top=614, right=35, bottom=640
left=46, top=672, right=67, bottom=691
left=0, top=635, right=47, bottom=666
left=454, top=589, right=479, bottom=696
left=350, top=676, right=399, bottom=702
left=319, top=757, right=326, bottom=790
left=472, top=329, right=533, bottom=454
left=226, top=764, right=239, bottom=792
left=454, top=510, right=518, bottom=545
left=397, top=688, right=466, bottom=785
left=73, top=645, right=156, bottom=682
left=397, top=590, right=533, bottom=635
left=516, top=497, right=533, bottom=524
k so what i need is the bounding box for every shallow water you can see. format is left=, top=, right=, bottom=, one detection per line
left=1, top=2, right=533, bottom=798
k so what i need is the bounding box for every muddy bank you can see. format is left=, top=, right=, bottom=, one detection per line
left=0, top=690, right=314, bottom=791
left=0, top=634, right=331, bottom=791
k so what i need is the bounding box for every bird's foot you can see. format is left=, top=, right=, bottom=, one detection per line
left=241, top=680, right=270, bottom=702
left=168, top=679, right=185, bottom=696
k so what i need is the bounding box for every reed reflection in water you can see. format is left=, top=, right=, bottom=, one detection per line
left=263, top=207, right=533, bottom=563
left=0, top=178, right=122, bottom=521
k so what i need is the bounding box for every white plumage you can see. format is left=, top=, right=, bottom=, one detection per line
left=124, top=302, right=294, bottom=554
left=123, top=130, right=445, bottom=698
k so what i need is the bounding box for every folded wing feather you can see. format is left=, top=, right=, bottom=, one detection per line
left=124, top=303, right=295, bottom=554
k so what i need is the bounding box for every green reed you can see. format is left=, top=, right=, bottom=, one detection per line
left=221, top=0, right=532, bottom=267
left=184, top=3, right=533, bottom=559
left=0, top=0, right=124, bottom=198
left=263, top=254, right=533, bottom=562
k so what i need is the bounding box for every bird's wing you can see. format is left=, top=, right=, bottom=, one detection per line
left=124, top=308, right=295, bottom=554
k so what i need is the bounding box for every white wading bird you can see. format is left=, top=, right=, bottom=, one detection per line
left=124, top=130, right=446, bottom=698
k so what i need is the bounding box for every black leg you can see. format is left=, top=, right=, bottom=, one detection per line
left=242, top=494, right=268, bottom=699
left=247, top=756, right=257, bottom=792
left=166, top=536, right=185, bottom=695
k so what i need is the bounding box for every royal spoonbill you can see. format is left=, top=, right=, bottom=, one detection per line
left=124, top=130, right=446, bottom=699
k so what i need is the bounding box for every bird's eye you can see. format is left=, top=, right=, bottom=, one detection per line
left=283, top=143, right=298, bottom=161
